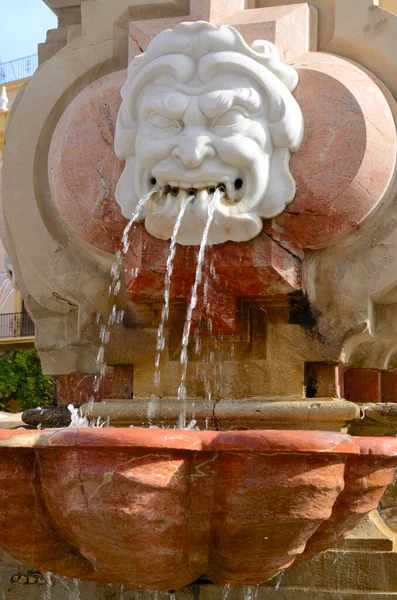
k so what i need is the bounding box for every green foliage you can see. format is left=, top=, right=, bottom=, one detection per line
left=0, top=349, right=54, bottom=412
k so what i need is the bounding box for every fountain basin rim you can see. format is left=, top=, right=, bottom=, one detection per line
left=80, top=398, right=360, bottom=431
left=1, top=429, right=397, bottom=457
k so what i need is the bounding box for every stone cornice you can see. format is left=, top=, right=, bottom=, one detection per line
left=42, top=0, right=79, bottom=13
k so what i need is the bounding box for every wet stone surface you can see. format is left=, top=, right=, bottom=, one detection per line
left=21, top=407, right=72, bottom=429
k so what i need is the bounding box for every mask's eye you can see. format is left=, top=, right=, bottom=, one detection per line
left=213, top=109, right=246, bottom=127
left=149, top=113, right=180, bottom=130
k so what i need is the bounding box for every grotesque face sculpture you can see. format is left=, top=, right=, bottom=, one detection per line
left=115, top=22, right=304, bottom=245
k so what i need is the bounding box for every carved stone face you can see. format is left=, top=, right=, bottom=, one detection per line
left=115, top=22, right=304, bottom=245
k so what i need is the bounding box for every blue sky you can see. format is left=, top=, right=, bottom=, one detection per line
left=0, top=0, right=57, bottom=64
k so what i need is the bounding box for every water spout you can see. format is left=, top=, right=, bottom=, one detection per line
left=177, top=188, right=221, bottom=427
left=153, top=191, right=195, bottom=391
left=88, top=188, right=157, bottom=419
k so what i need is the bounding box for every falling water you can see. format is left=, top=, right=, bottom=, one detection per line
left=176, top=189, right=220, bottom=427
left=72, top=578, right=81, bottom=599
left=275, top=570, right=285, bottom=591
left=94, top=190, right=156, bottom=391
left=43, top=573, right=53, bottom=600
left=68, top=403, right=110, bottom=429
left=82, top=188, right=157, bottom=422
left=223, top=583, right=233, bottom=600
left=121, top=190, right=156, bottom=254
left=68, top=404, right=90, bottom=428
left=153, top=192, right=195, bottom=390
left=244, top=585, right=259, bottom=600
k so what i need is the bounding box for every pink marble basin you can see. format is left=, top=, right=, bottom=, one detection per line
left=0, top=429, right=396, bottom=590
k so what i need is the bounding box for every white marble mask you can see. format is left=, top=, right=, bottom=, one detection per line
left=115, top=21, right=304, bottom=245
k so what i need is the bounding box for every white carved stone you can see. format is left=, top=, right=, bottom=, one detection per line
left=0, top=86, right=8, bottom=112
left=115, top=21, right=304, bottom=245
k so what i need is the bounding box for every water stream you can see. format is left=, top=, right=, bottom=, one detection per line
left=176, top=189, right=220, bottom=427
left=153, top=192, right=195, bottom=389
left=66, top=189, right=156, bottom=428
left=43, top=573, right=53, bottom=600
left=62, top=184, right=224, bottom=430
left=243, top=585, right=259, bottom=600
left=93, top=188, right=157, bottom=402
left=275, top=570, right=285, bottom=591
left=72, top=578, right=81, bottom=600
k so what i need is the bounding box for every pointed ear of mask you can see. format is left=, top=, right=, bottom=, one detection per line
left=257, top=148, right=296, bottom=219
left=250, top=40, right=299, bottom=93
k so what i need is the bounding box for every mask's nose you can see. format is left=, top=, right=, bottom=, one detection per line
left=172, top=135, right=216, bottom=169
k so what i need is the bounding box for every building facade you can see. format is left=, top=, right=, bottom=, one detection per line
left=0, top=58, right=36, bottom=350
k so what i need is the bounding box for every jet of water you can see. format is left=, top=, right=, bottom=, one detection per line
left=153, top=191, right=194, bottom=392
left=244, top=585, right=259, bottom=600
left=43, top=573, right=53, bottom=600
left=92, top=187, right=157, bottom=410
left=223, top=583, right=233, bottom=600
left=275, top=570, right=285, bottom=591
left=72, top=578, right=81, bottom=599
left=122, top=188, right=158, bottom=254
left=177, top=189, right=220, bottom=427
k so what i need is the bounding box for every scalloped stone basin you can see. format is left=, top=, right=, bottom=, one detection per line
left=0, top=429, right=397, bottom=590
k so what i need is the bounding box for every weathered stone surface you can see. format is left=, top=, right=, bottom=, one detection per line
left=0, top=438, right=93, bottom=579
left=347, top=403, right=397, bottom=437
left=127, top=3, right=316, bottom=61
left=4, top=543, right=397, bottom=599
left=44, top=41, right=397, bottom=341
left=49, top=71, right=126, bottom=254
left=0, top=411, right=24, bottom=430
left=0, top=0, right=395, bottom=385
left=345, top=369, right=383, bottom=403
left=344, top=369, right=397, bottom=404
left=294, top=437, right=397, bottom=565
left=21, top=407, right=72, bottom=428
left=57, top=373, right=114, bottom=406
left=379, top=468, right=397, bottom=534
left=267, top=52, right=397, bottom=249
left=383, top=370, right=397, bottom=403
left=48, top=52, right=396, bottom=256
left=109, top=365, right=134, bottom=399
left=0, top=0, right=397, bottom=597
left=0, top=428, right=396, bottom=590
left=80, top=398, right=360, bottom=431
left=124, top=229, right=301, bottom=335
left=305, top=362, right=340, bottom=398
